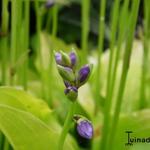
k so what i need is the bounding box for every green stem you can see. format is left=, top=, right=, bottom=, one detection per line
left=46, top=9, right=52, bottom=32
left=10, top=0, right=18, bottom=85
left=100, top=0, right=120, bottom=149
left=35, top=0, right=46, bottom=99
left=58, top=102, right=76, bottom=150
left=102, top=1, right=130, bottom=149
left=48, top=5, right=59, bottom=106
left=81, top=0, right=90, bottom=63
left=16, top=0, right=23, bottom=86
left=35, top=1, right=58, bottom=105
left=47, top=42, right=53, bottom=106
left=22, top=0, right=30, bottom=90
left=95, top=0, right=106, bottom=111
left=100, top=0, right=129, bottom=148
left=139, top=0, right=150, bottom=109
left=140, top=49, right=148, bottom=109
left=52, top=5, right=58, bottom=37
left=108, top=0, right=130, bottom=105
left=1, top=0, right=9, bottom=85
left=107, top=1, right=140, bottom=150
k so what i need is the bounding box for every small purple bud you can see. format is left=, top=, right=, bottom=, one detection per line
left=77, top=120, right=93, bottom=139
left=79, top=65, right=90, bottom=82
left=45, top=0, right=54, bottom=9
left=69, top=52, right=77, bottom=67
left=54, top=51, right=71, bottom=67
left=77, top=64, right=92, bottom=87
left=64, top=86, right=78, bottom=101
left=55, top=52, right=62, bottom=65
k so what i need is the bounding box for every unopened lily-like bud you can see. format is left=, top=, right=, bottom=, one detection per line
left=45, top=0, right=54, bottom=9
left=57, top=65, right=75, bottom=82
left=55, top=51, right=71, bottom=67
left=64, top=86, right=78, bottom=101
left=74, top=115, right=93, bottom=140
left=69, top=51, right=77, bottom=67
left=55, top=52, right=62, bottom=65
left=77, top=64, right=93, bottom=87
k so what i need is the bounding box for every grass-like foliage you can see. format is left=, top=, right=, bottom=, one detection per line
left=0, top=0, right=150, bottom=150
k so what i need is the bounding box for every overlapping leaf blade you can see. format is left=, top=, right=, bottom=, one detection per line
left=0, top=87, right=79, bottom=150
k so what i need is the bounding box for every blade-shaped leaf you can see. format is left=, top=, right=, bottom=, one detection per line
left=0, top=87, right=79, bottom=150
left=0, top=104, right=77, bottom=150
left=0, top=87, right=51, bottom=122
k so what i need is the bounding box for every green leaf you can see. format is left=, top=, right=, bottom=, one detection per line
left=0, top=104, right=77, bottom=150
left=0, top=87, right=51, bottom=122
left=0, top=87, right=79, bottom=150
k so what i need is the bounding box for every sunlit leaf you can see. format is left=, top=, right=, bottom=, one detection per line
left=0, top=104, right=78, bottom=150
left=0, top=87, right=79, bottom=150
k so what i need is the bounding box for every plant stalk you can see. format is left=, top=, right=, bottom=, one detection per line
left=95, top=0, right=106, bottom=112
left=22, top=0, right=30, bottom=90
left=107, top=1, right=140, bottom=149
left=10, top=0, right=18, bottom=85
left=139, top=0, right=150, bottom=109
left=46, top=9, right=52, bottom=32
left=52, top=5, right=58, bottom=37
left=100, top=0, right=120, bottom=149
left=58, top=102, right=76, bottom=150
left=107, top=0, right=130, bottom=110
left=1, top=0, right=9, bottom=85
left=35, top=0, right=46, bottom=99
left=48, top=5, right=59, bottom=106
left=81, top=0, right=90, bottom=63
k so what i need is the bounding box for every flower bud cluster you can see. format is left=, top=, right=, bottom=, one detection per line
left=55, top=50, right=92, bottom=102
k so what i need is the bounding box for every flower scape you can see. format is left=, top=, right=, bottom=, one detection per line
left=55, top=50, right=94, bottom=149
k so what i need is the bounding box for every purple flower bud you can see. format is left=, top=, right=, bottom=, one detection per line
left=69, top=52, right=77, bottom=67
left=55, top=52, right=62, bottom=65
left=55, top=51, right=71, bottom=67
left=77, top=64, right=92, bottom=87
left=45, top=0, right=54, bottom=9
left=64, top=86, right=78, bottom=101
left=77, top=120, right=93, bottom=139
